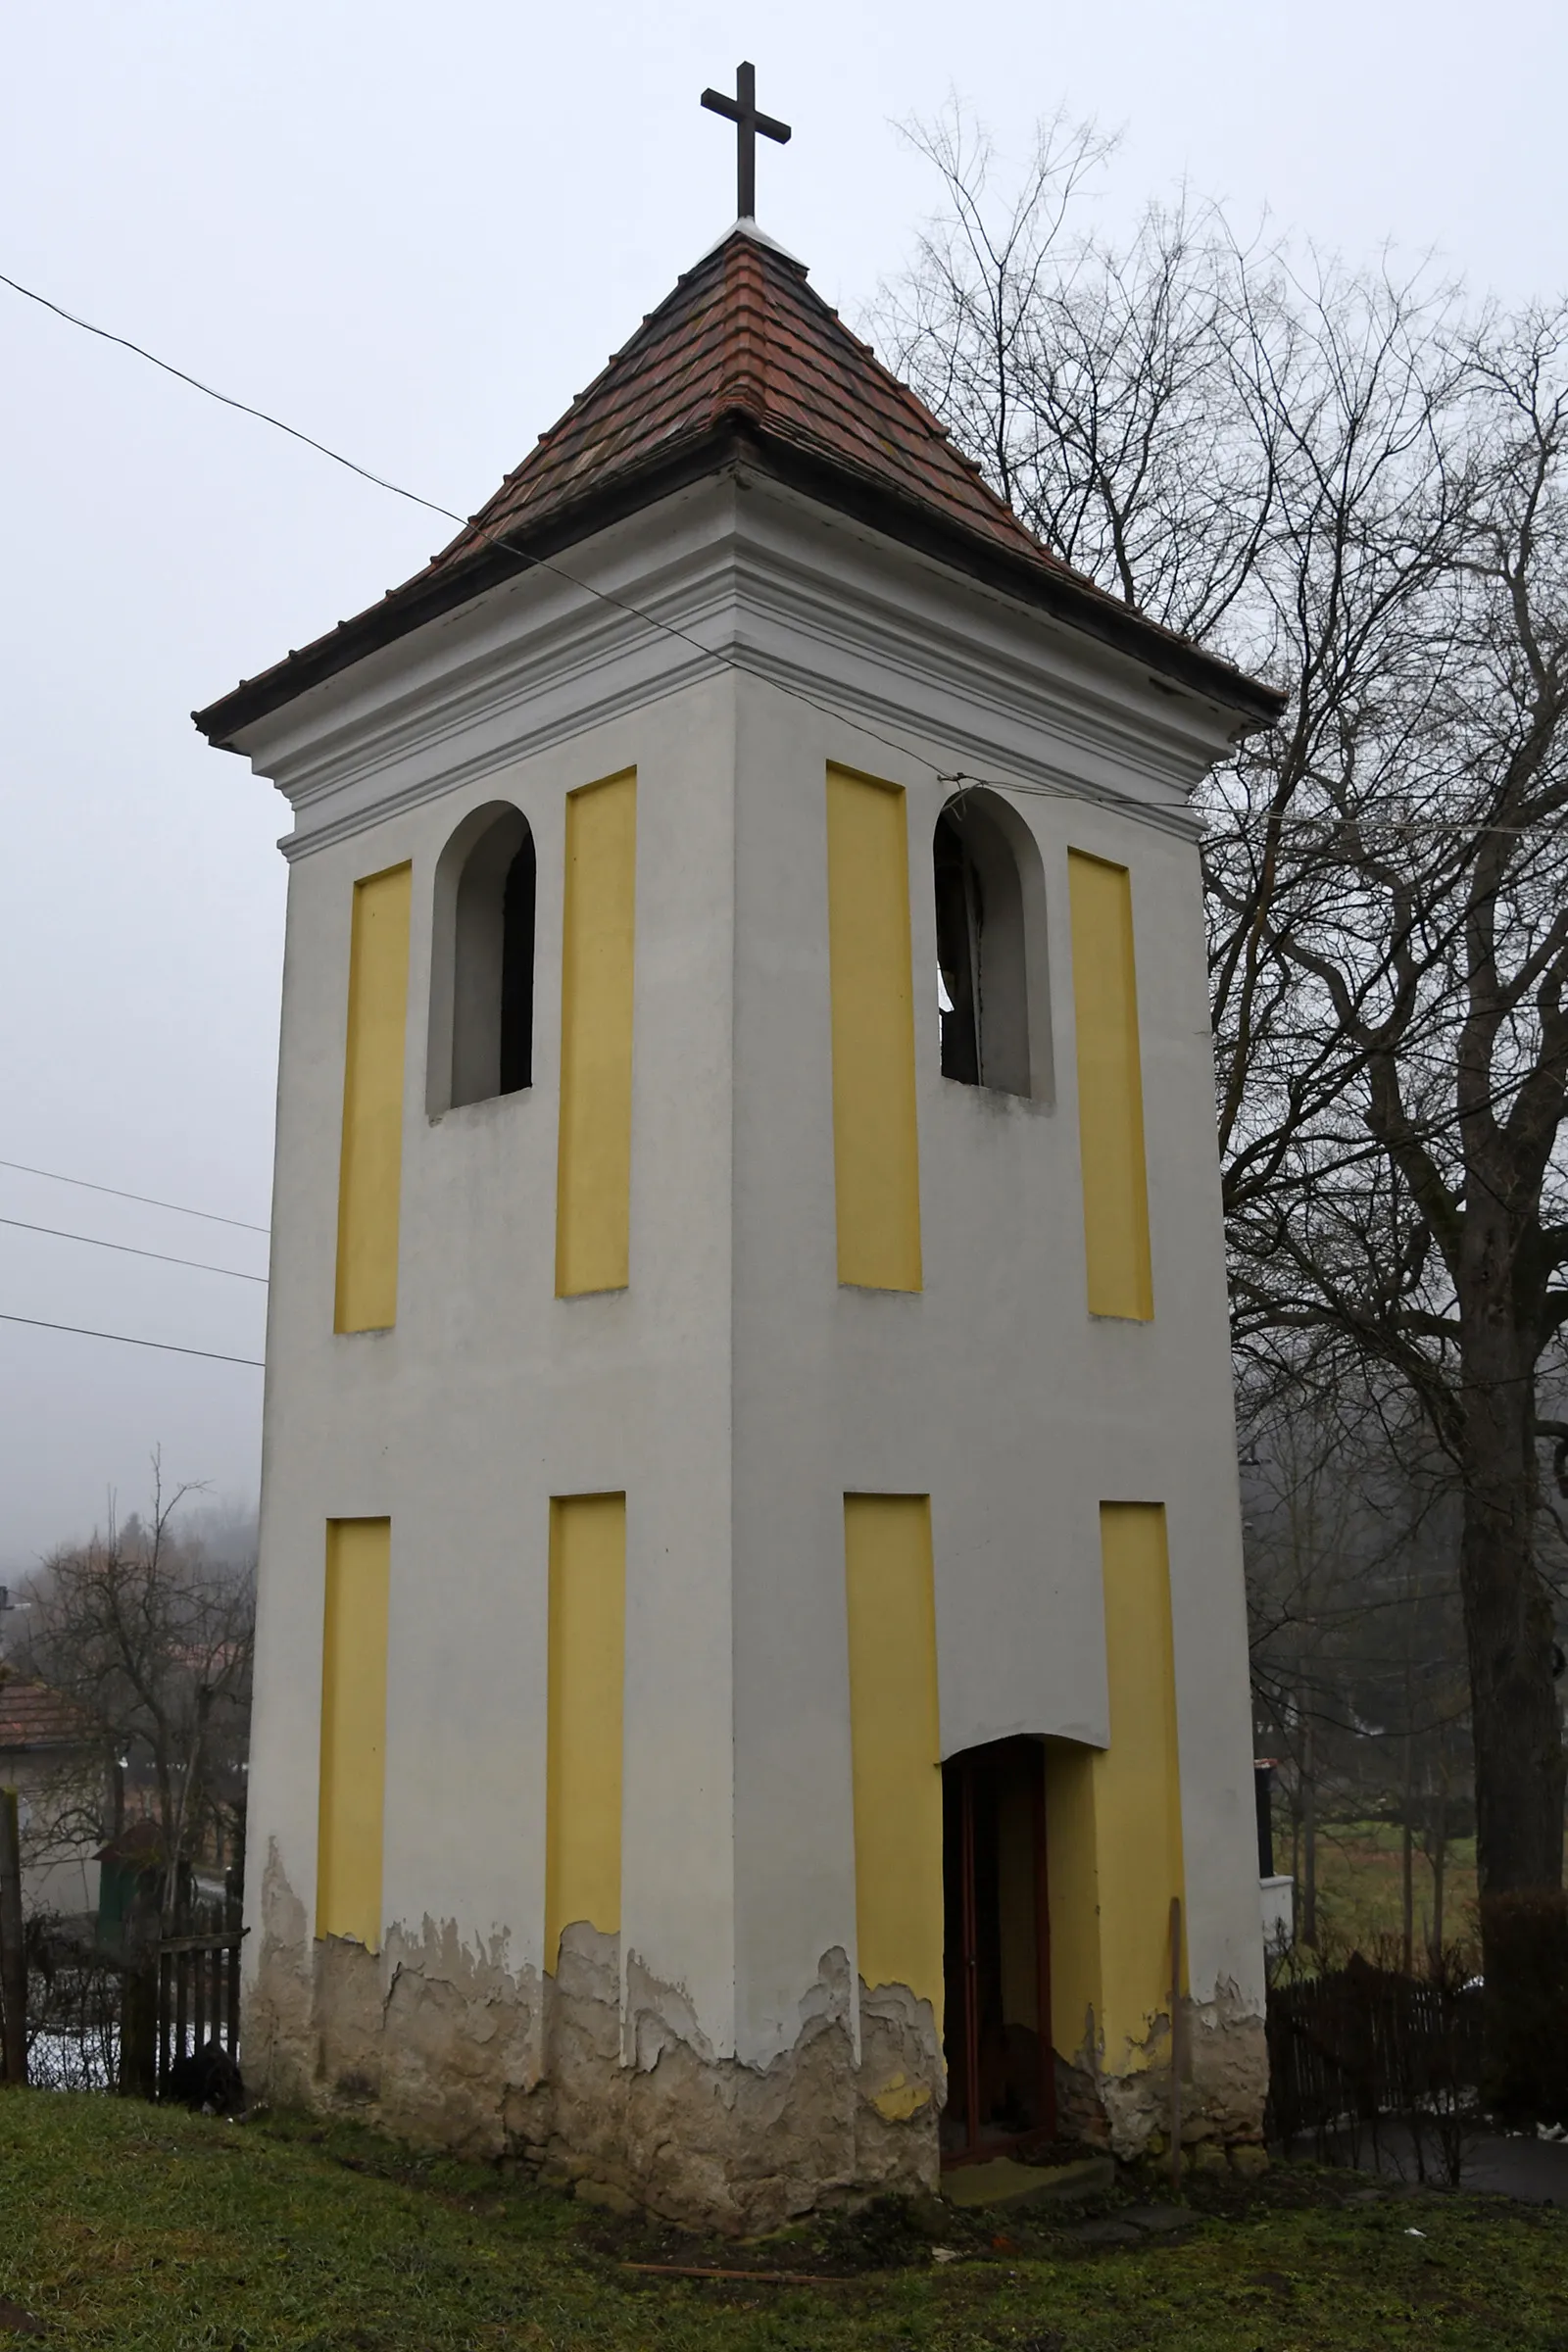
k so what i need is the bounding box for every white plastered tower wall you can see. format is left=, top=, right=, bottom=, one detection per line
left=226, top=454, right=1267, bottom=2219
left=719, top=486, right=1265, bottom=2129
left=241, top=541, right=748, bottom=2144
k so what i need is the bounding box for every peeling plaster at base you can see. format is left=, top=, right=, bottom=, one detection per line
left=246, top=1852, right=1264, bottom=2221
left=248, top=1854, right=943, bottom=2230
left=1054, top=1979, right=1268, bottom=2160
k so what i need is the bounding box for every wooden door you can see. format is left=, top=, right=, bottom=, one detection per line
left=941, top=1737, right=1055, bottom=2162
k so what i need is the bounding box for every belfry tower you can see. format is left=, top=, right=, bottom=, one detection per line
left=197, top=128, right=1283, bottom=2225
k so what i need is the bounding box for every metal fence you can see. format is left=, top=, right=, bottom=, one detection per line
left=10, top=1909, right=242, bottom=2101
left=153, top=1932, right=242, bottom=2096
left=1266, top=1955, right=1481, bottom=2180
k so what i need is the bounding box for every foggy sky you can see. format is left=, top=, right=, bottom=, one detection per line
left=1, top=0, right=1560, bottom=1572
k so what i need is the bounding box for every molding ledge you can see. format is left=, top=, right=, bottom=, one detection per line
left=243, top=477, right=1232, bottom=863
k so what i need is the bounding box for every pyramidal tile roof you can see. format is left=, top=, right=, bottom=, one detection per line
left=195, top=227, right=1282, bottom=745
left=428, top=226, right=1068, bottom=585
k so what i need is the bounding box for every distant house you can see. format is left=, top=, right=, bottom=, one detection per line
left=0, top=1673, right=103, bottom=1921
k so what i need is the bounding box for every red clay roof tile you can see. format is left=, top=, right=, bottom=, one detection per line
left=423, top=229, right=1068, bottom=586
left=0, top=1676, right=91, bottom=1750
left=194, top=227, right=1284, bottom=744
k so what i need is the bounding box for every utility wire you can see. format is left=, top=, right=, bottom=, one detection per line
left=0, top=270, right=452, bottom=523
left=0, top=1311, right=263, bottom=1368
left=0, top=1214, right=268, bottom=1284
left=0, top=1158, right=269, bottom=1235
left=0, top=265, right=1550, bottom=848
left=0, top=264, right=1164, bottom=826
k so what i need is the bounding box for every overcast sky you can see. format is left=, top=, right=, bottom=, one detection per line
left=0, top=0, right=1561, bottom=1575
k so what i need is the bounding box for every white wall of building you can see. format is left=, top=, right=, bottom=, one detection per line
left=236, top=471, right=1264, bottom=2071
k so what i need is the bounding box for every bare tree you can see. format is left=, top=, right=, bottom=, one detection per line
left=1243, top=1379, right=1369, bottom=1945
left=1212, top=309, right=1568, bottom=1908
left=877, top=125, right=1568, bottom=2016
left=1242, top=1367, right=1470, bottom=1954
left=881, top=106, right=1277, bottom=643
left=17, top=1459, right=255, bottom=1927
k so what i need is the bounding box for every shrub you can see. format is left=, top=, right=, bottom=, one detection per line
left=1479, top=1888, right=1568, bottom=2125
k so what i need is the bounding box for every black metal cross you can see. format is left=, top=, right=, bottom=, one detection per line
left=701, top=61, right=791, bottom=220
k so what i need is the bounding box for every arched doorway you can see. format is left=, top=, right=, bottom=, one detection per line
left=942, top=1737, right=1054, bottom=2162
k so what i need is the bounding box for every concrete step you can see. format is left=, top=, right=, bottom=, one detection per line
left=943, top=2154, right=1116, bottom=2210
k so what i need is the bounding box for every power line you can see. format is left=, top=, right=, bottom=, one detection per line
left=0, top=1159, right=269, bottom=1236
left=0, top=270, right=455, bottom=524
left=1, top=266, right=1550, bottom=849
left=0, top=1214, right=268, bottom=1284
left=0, top=1311, right=263, bottom=1368
left=0, top=263, right=1125, bottom=817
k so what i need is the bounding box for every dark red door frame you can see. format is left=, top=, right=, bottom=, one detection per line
left=958, top=1756, right=981, bottom=2155
left=1031, top=1746, right=1056, bottom=2143
left=943, top=1740, right=1056, bottom=2167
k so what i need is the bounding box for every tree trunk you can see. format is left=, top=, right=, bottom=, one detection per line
left=1455, top=1337, right=1564, bottom=1898
left=118, top=1871, right=160, bottom=2100
left=1401, top=1729, right=1415, bottom=1975
left=0, top=1788, right=25, bottom=2085
left=1302, top=1713, right=1318, bottom=1945
left=1454, top=1279, right=1566, bottom=2102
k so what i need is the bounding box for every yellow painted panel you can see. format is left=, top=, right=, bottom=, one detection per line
left=1045, top=1505, right=1185, bottom=2070
left=1097, top=1502, right=1185, bottom=2059
left=1043, top=1742, right=1102, bottom=2060
left=318, top=1519, right=391, bottom=1950
left=843, top=1494, right=943, bottom=2015
left=825, top=766, right=922, bottom=1291
left=556, top=771, right=636, bottom=1296
left=334, top=862, right=412, bottom=1333
left=545, top=1494, right=626, bottom=1970
left=1067, top=851, right=1152, bottom=1320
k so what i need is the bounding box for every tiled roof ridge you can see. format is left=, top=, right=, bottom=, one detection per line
left=743, top=238, right=1014, bottom=503
left=500, top=235, right=778, bottom=474
left=714, top=235, right=769, bottom=419
left=486, top=234, right=783, bottom=487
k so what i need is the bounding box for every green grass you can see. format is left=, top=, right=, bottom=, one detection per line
left=1285, top=1818, right=1480, bottom=1961
left=4, top=2091, right=1568, bottom=2349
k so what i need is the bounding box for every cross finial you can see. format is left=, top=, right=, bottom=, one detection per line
left=701, top=61, right=791, bottom=221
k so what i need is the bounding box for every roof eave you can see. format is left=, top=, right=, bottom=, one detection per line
left=741, top=430, right=1285, bottom=729
left=193, top=419, right=1285, bottom=750
left=192, top=424, right=745, bottom=750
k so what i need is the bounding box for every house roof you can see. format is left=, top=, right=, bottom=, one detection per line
left=0, top=1674, right=92, bottom=1751
left=194, top=226, right=1284, bottom=749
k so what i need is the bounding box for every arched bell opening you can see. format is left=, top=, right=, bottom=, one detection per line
left=932, top=789, right=1053, bottom=1102
left=941, top=1735, right=1055, bottom=2164
left=426, top=801, right=536, bottom=1115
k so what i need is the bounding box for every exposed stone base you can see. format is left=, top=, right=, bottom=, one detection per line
left=246, top=1844, right=942, bottom=2232
left=1055, top=1981, right=1268, bottom=2161
left=246, top=1846, right=1265, bottom=2222
left=529, top=1929, right=943, bottom=2230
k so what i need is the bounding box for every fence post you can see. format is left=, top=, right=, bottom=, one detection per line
left=119, top=1959, right=158, bottom=2098
left=0, top=1787, right=26, bottom=2085
left=118, top=1873, right=160, bottom=2099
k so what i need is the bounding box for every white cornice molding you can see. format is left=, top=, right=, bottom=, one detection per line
left=244, top=478, right=1232, bottom=862
left=721, top=489, right=1221, bottom=812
